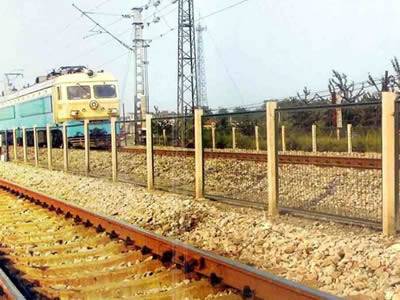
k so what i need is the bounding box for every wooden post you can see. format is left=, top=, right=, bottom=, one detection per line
left=33, top=126, right=39, bottom=167
left=347, top=124, right=353, bottom=154
left=281, top=125, right=286, bottom=153
left=266, top=101, right=279, bottom=217
left=12, top=128, right=17, bottom=161
left=255, top=126, right=260, bottom=152
left=211, top=126, right=216, bottom=151
left=146, top=114, right=154, bottom=190
left=382, top=92, right=399, bottom=236
left=163, top=129, right=167, bottom=146
left=63, top=123, right=68, bottom=172
left=46, top=124, right=52, bottom=170
left=22, top=127, right=27, bottom=163
left=84, top=119, right=90, bottom=175
left=111, top=117, right=118, bottom=182
left=312, top=124, right=317, bottom=153
left=195, top=109, right=204, bottom=199
left=232, top=127, right=236, bottom=150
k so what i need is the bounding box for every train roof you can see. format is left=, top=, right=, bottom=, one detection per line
left=0, top=71, right=117, bottom=104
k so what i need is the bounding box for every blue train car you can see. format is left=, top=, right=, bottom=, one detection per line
left=0, top=66, right=120, bottom=147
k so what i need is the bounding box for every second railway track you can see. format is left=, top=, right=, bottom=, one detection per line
left=0, top=179, right=341, bottom=300
left=118, top=148, right=381, bottom=170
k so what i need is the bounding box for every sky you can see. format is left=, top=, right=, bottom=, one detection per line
left=0, top=0, right=399, bottom=113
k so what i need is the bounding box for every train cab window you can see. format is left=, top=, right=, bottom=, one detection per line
left=67, top=85, right=91, bottom=100
left=57, top=86, right=62, bottom=100
left=94, top=85, right=116, bottom=98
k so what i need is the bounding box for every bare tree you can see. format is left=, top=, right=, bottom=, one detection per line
left=328, top=70, right=365, bottom=103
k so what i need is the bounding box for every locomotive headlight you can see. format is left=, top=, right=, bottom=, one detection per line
left=70, top=110, right=80, bottom=117
left=107, top=108, right=118, bottom=115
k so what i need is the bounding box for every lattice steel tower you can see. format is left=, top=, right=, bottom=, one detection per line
left=177, top=0, right=198, bottom=116
left=196, top=21, right=208, bottom=108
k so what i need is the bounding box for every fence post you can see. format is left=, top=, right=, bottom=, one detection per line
left=266, top=101, right=279, bottom=217
left=33, top=126, right=39, bottom=167
left=111, top=117, right=118, bottom=183
left=194, top=108, right=204, bottom=199
left=255, top=126, right=260, bottom=152
left=63, top=123, right=68, bottom=172
left=46, top=124, right=52, bottom=170
left=232, top=127, right=236, bottom=150
left=211, top=126, right=216, bottom=151
left=146, top=114, right=154, bottom=190
left=84, top=120, right=90, bottom=175
left=281, top=125, right=286, bottom=153
left=12, top=128, right=17, bottom=161
left=382, top=92, right=399, bottom=236
left=22, top=127, right=27, bottom=163
left=163, top=129, right=167, bottom=146
left=347, top=124, right=353, bottom=154
left=312, top=124, right=317, bottom=153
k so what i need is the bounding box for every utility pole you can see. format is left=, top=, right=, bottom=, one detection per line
left=177, top=0, right=198, bottom=146
left=196, top=20, right=208, bottom=108
left=132, top=8, right=151, bottom=144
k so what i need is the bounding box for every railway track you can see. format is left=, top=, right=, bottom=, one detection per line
left=119, top=147, right=381, bottom=170
left=0, top=179, right=341, bottom=300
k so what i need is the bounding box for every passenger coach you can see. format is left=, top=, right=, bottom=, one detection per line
left=0, top=66, right=120, bottom=147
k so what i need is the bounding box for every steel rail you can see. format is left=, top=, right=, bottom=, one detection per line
left=0, top=179, right=342, bottom=300
left=118, top=147, right=382, bottom=169
left=0, top=268, right=26, bottom=300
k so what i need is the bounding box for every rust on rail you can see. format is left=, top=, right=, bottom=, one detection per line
left=119, top=147, right=382, bottom=169
left=0, top=178, right=341, bottom=300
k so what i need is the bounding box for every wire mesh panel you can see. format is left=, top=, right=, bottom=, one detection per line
left=203, top=111, right=268, bottom=206
left=277, top=102, right=382, bottom=223
left=88, top=120, right=112, bottom=179
left=24, top=128, right=36, bottom=166
left=117, top=120, right=147, bottom=185
left=51, top=126, right=65, bottom=171
left=152, top=116, right=195, bottom=194
left=36, top=126, right=48, bottom=168
left=67, top=123, right=86, bottom=175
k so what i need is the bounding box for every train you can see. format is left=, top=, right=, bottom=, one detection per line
left=0, top=66, right=120, bottom=147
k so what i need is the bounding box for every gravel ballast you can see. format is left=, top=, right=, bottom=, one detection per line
left=0, top=162, right=399, bottom=299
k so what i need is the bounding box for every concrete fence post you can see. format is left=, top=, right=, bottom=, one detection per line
left=347, top=124, right=353, bottom=154
left=22, top=127, right=27, bottom=163
left=266, top=101, right=279, bottom=217
left=84, top=120, right=90, bottom=176
left=146, top=114, right=154, bottom=190
left=63, top=123, right=68, bottom=172
left=163, top=129, right=167, bottom=146
left=211, top=126, right=216, bottom=151
left=281, top=125, right=286, bottom=153
left=46, top=124, right=52, bottom=170
left=382, top=92, right=399, bottom=236
left=12, top=128, right=17, bottom=161
left=33, top=126, right=39, bottom=167
left=312, top=124, right=317, bottom=153
left=255, top=126, right=260, bottom=152
left=195, top=109, right=204, bottom=199
left=111, top=117, right=118, bottom=183
left=232, top=127, right=236, bottom=150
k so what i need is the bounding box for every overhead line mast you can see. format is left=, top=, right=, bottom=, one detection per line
left=177, top=0, right=198, bottom=146
left=196, top=20, right=208, bottom=108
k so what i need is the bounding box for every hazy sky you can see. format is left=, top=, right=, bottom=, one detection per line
left=0, top=0, right=399, bottom=113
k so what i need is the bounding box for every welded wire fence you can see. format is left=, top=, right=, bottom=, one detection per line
left=88, top=120, right=112, bottom=179
left=117, top=120, right=147, bottom=185
left=152, top=116, right=195, bottom=194
left=202, top=111, right=268, bottom=206
left=67, top=123, right=85, bottom=175
left=277, top=102, right=382, bottom=223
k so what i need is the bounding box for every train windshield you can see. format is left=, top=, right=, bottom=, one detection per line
left=67, top=85, right=91, bottom=100
left=94, top=85, right=116, bottom=98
